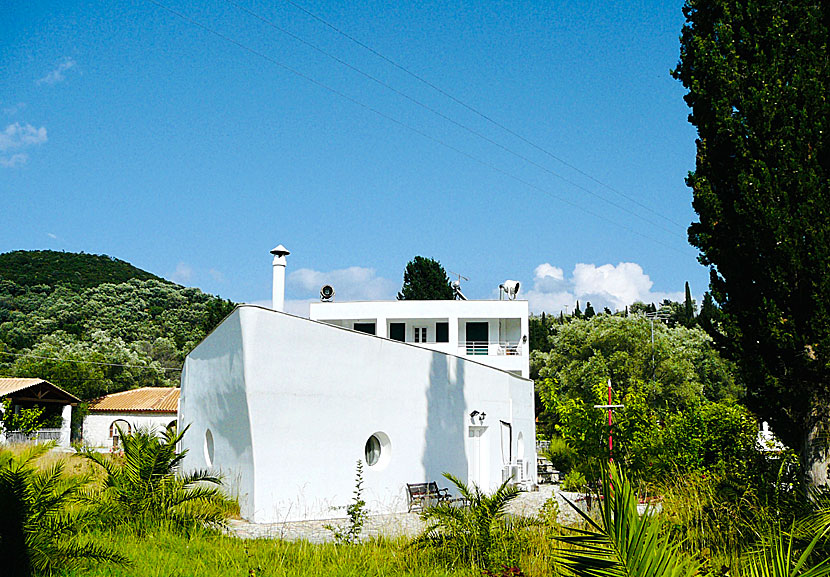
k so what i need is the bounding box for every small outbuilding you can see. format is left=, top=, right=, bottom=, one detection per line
left=83, top=387, right=179, bottom=450
left=0, top=378, right=79, bottom=448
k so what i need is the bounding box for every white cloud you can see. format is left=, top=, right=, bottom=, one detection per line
left=244, top=298, right=314, bottom=318
left=209, top=268, right=225, bottom=283
left=524, top=262, right=683, bottom=314
left=572, top=262, right=655, bottom=311
left=283, top=299, right=315, bottom=317
left=288, top=266, right=398, bottom=301
left=170, top=262, right=194, bottom=285
left=47, top=232, right=58, bottom=239
left=36, top=57, right=77, bottom=85
left=3, top=102, right=26, bottom=116
left=238, top=267, right=397, bottom=319
left=0, top=153, right=27, bottom=167
left=532, top=263, right=566, bottom=292
left=0, top=122, right=47, bottom=167
left=0, top=122, right=47, bottom=152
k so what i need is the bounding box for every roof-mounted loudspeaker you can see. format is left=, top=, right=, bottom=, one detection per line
left=500, top=280, right=521, bottom=300
left=320, top=285, right=335, bottom=301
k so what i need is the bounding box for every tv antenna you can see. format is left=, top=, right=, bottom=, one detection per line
left=449, top=271, right=469, bottom=284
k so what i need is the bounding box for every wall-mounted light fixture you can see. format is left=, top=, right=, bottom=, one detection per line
left=470, top=410, right=486, bottom=423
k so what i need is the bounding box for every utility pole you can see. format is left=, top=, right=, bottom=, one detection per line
left=645, top=307, right=671, bottom=377
left=593, top=379, right=624, bottom=464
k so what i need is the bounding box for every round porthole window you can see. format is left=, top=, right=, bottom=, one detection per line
left=364, top=432, right=391, bottom=468
left=204, top=429, right=215, bottom=467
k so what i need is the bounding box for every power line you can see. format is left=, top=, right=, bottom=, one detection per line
left=222, top=0, right=680, bottom=237
left=145, top=0, right=688, bottom=255
left=0, top=350, right=183, bottom=372
left=278, top=0, right=688, bottom=231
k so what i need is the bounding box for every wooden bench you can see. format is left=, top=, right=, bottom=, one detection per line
left=406, top=481, right=453, bottom=512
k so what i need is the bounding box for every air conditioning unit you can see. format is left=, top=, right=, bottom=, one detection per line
left=516, top=458, right=525, bottom=480
left=502, top=464, right=521, bottom=484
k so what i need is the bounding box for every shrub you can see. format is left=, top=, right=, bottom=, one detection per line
left=561, top=470, right=587, bottom=492
left=544, top=437, right=576, bottom=473
left=659, top=400, right=761, bottom=486
left=413, top=473, right=533, bottom=570
left=0, top=399, right=45, bottom=435
left=537, top=495, right=560, bottom=528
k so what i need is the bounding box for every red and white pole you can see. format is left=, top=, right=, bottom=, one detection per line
left=594, top=379, right=623, bottom=466
left=608, top=379, right=613, bottom=462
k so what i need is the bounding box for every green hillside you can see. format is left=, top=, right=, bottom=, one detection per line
left=0, top=251, right=235, bottom=423
left=0, top=250, right=165, bottom=288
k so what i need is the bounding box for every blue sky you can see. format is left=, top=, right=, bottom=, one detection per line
left=1, top=0, right=706, bottom=315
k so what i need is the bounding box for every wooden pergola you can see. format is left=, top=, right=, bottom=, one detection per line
left=0, top=378, right=80, bottom=406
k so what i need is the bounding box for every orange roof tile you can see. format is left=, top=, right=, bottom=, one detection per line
left=88, top=387, right=179, bottom=413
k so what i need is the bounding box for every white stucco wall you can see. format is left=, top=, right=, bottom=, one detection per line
left=180, top=305, right=536, bottom=523
left=179, top=311, right=254, bottom=515
left=59, top=404, right=72, bottom=448
left=83, top=412, right=177, bottom=449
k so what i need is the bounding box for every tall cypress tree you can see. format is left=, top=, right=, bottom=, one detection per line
left=683, top=282, right=695, bottom=327
left=696, top=292, right=721, bottom=337
left=584, top=302, right=596, bottom=319
left=674, top=0, right=830, bottom=483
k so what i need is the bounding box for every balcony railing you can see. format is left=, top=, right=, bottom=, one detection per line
left=4, top=428, right=62, bottom=444
left=459, top=341, right=522, bottom=356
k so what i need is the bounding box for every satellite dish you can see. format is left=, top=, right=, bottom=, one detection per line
left=320, top=284, right=335, bottom=301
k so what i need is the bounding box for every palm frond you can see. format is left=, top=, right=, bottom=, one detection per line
left=1, top=446, right=126, bottom=575
left=742, top=529, right=830, bottom=577
left=555, top=463, right=699, bottom=577
left=28, top=536, right=131, bottom=574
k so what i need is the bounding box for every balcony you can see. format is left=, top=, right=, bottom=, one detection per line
left=459, top=341, right=523, bottom=356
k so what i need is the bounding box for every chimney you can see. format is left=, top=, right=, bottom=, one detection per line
left=270, top=244, right=290, bottom=312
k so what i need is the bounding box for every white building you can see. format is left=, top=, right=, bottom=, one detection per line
left=82, top=387, right=179, bottom=450
left=309, top=298, right=530, bottom=378
left=178, top=247, right=536, bottom=523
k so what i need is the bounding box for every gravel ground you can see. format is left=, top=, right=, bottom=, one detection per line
left=227, top=484, right=587, bottom=543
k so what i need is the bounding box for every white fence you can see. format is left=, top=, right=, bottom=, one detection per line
left=458, top=341, right=522, bottom=356
left=4, top=428, right=62, bottom=444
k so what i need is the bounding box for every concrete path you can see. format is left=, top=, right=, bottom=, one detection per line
left=227, top=484, right=586, bottom=543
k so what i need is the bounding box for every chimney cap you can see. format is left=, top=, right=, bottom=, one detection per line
left=270, top=244, right=290, bottom=257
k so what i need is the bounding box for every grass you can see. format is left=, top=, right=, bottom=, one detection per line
left=46, top=518, right=567, bottom=577
left=54, top=527, right=482, bottom=577
left=3, top=443, right=101, bottom=478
